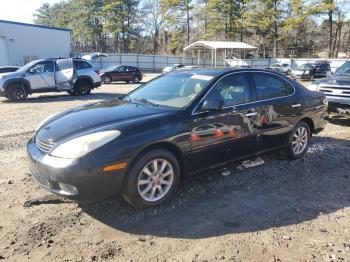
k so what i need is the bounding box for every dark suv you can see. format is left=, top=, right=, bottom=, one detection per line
left=100, top=65, right=143, bottom=84
left=292, top=61, right=332, bottom=81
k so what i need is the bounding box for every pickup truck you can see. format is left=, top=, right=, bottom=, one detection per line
left=309, top=60, right=350, bottom=117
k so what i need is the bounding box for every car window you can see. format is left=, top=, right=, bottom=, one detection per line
left=74, top=60, right=92, bottom=70
left=206, top=73, right=251, bottom=106
left=116, top=66, right=126, bottom=72
left=126, top=66, right=135, bottom=72
left=252, top=73, right=294, bottom=100
left=29, top=61, right=54, bottom=73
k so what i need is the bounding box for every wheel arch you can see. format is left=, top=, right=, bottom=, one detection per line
left=298, top=117, right=315, bottom=134
left=126, top=141, right=184, bottom=179
left=74, top=76, right=93, bottom=87
left=4, top=79, right=31, bottom=95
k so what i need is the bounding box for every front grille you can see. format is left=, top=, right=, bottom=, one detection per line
left=319, top=86, right=350, bottom=98
left=35, top=136, right=55, bottom=153
left=31, top=171, right=51, bottom=188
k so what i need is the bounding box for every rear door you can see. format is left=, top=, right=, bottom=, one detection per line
left=55, top=58, right=75, bottom=90
left=248, top=72, right=302, bottom=151
left=190, top=72, right=257, bottom=171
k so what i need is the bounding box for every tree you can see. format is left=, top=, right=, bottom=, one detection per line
left=139, top=0, right=164, bottom=54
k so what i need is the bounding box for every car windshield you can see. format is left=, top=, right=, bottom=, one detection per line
left=299, top=64, right=313, bottom=70
left=335, top=61, right=350, bottom=76
left=127, top=72, right=213, bottom=108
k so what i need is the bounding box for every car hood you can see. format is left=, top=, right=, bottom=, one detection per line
left=36, top=99, right=174, bottom=142
left=315, top=75, right=350, bottom=86
left=0, top=71, right=23, bottom=78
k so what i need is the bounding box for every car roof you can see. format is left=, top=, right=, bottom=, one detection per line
left=167, top=67, right=282, bottom=76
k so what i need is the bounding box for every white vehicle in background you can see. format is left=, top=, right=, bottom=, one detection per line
left=162, top=64, right=186, bottom=74
left=268, top=63, right=291, bottom=74
left=162, top=64, right=199, bottom=74
left=0, top=55, right=105, bottom=101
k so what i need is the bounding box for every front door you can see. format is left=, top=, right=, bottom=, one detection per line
left=26, top=61, right=55, bottom=90
left=55, top=58, right=75, bottom=90
left=112, top=66, right=127, bottom=81
left=190, top=73, right=257, bottom=172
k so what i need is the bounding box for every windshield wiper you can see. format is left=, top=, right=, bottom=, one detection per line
left=134, top=98, right=158, bottom=106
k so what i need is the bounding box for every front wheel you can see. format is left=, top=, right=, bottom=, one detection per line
left=285, top=121, right=311, bottom=159
left=122, top=149, right=180, bottom=209
left=103, top=76, right=112, bottom=84
left=7, top=84, right=28, bottom=101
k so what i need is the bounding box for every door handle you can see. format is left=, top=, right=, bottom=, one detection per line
left=291, top=104, right=302, bottom=108
left=244, top=112, right=258, bottom=117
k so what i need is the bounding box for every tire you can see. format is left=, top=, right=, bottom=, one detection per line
left=122, top=149, right=180, bottom=209
left=7, top=83, right=28, bottom=101
left=310, top=74, right=314, bottom=81
left=132, top=76, right=140, bottom=83
left=75, top=79, right=92, bottom=95
left=284, top=121, right=311, bottom=159
left=103, top=76, right=112, bottom=84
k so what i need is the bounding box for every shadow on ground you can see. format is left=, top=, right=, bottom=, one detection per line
left=80, top=136, right=350, bottom=239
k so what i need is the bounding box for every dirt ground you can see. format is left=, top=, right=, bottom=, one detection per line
left=0, top=78, right=350, bottom=262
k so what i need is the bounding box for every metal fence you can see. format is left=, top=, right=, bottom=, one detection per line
left=76, top=52, right=348, bottom=72
left=227, top=58, right=349, bottom=72
left=75, top=52, right=227, bottom=71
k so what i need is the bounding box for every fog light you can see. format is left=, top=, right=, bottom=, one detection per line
left=58, top=182, right=78, bottom=196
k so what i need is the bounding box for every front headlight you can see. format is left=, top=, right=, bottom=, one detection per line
left=0, top=75, right=6, bottom=80
left=308, top=83, right=319, bottom=91
left=50, top=130, right=121, bottom=159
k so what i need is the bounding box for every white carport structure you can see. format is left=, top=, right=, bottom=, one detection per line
left=184, top=41, right=257, bottom=67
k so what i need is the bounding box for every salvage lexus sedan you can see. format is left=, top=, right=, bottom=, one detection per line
left=27, top=68, right=328, bottom=208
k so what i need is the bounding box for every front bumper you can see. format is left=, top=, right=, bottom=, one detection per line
left=27, top=138, right=126, bottom=201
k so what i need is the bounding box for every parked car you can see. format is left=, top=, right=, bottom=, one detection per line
left=100, top=65, right=142, bottom=84
left=162, top=64, right=185, bottom=74
left=291, top=61, right=332, bottom=81
left=0, top=66, right=20, bottom=74
left=0, top=57, right=102, bottom=101
left=28, top=68, right=328, bottom=208
left=309, top=60, right=350, bottom=116
left=267, top=63, right=290, bottom=74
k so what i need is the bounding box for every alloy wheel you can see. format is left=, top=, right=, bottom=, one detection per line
left=137, top=159, right=174, bottom=202
left=292, top=126, right=308, bottom=155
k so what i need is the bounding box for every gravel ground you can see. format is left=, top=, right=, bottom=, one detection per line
left=0, top=78, right=350, bottom=262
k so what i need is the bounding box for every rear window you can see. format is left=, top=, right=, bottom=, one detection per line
left=73, top=60, right=92, bottom=70
left=252, top=73, right=294, bottom=101
left=126, top=66, right=136, bottom=72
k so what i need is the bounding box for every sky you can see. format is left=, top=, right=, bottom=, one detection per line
left=0, top=0, right=61, bottom=24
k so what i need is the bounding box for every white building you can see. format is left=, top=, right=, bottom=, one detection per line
left=0, top=20, right=71, bottom=66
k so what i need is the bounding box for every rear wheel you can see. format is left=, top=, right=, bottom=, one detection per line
left=285, top=121, right=311, bottom=159
left=132, top=76, right=140, bottom=83
left=122, top=149, right=180, bottom=209
left=75, top=80, right=92, bottom=95
left=7, top=83, right=28, bottom=101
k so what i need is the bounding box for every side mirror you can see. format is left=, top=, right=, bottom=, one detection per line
left=202, top=99, right=225, bottom=111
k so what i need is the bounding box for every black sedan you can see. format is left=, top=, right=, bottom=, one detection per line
left=27, top=68, right=328, bottom=208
